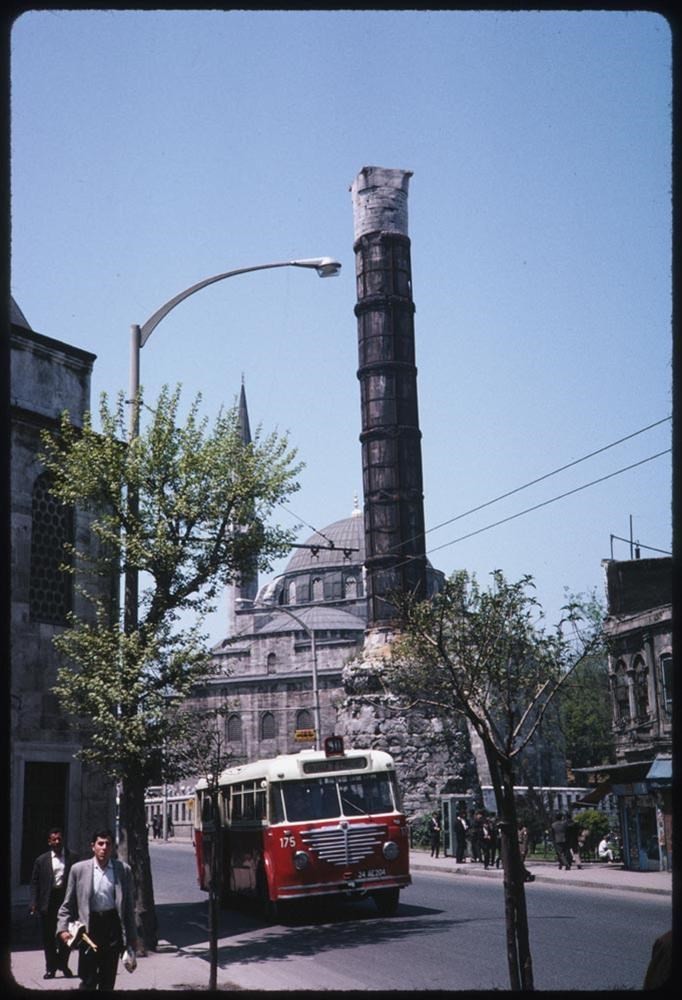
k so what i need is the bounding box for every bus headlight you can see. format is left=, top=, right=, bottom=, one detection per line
left=382, top=841, right=400, bottom=861
left=293, top=851, right=309, bottom=871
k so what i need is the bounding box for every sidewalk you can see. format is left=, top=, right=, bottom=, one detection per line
left=6, top=849, right=673, bottom=992
left=409, top=849, right=674, bottom=896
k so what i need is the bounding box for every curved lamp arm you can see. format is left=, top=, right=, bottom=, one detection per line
left=128, top=256, right=341, bottom=437
left=137, top=257, right=341, bottom=348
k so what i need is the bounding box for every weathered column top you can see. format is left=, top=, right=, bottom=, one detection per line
left=350, top=166, right=413, bottom=240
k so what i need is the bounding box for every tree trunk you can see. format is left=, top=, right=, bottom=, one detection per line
left=487, top=749, right=535, bottom=991
left=118, top=767, right=159, bottom=952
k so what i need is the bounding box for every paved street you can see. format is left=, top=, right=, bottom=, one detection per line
left=7, top=841, right=672, bottom=991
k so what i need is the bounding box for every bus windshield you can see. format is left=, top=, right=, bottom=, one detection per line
left=270, top=772, right=398, bottom=823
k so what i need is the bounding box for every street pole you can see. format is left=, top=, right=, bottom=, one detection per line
left=124, top=257, right=341, bottom=636
left=241, top=602, right=322, bottom=749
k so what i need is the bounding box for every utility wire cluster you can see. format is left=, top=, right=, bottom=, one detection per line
left=281, top=415, right=672, bottom=565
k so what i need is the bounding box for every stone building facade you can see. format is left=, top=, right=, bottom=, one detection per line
left=10, top=301, right=116, bottom=906
left=198, top=499, right=447, bottom=800
left=575, top=556, right=672, bottom=871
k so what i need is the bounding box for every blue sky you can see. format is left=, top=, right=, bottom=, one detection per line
left=11, top=9, right=672, bottom=644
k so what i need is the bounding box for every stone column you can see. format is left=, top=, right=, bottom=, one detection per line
left=351, top=166, right=427, bottom=634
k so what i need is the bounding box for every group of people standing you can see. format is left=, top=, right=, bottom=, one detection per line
left=29, top=826, right=137, bottom=990
left=429, top=808, right=534, bottom=881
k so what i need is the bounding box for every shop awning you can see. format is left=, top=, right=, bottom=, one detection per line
left=645, top=755, right=672, bottom=788
left=573, top=780, right=612, bottom=807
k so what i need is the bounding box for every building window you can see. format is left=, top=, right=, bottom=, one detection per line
left=613, top=661, right=630, bottom=723
left=312, top=577, right=323, bottom=601
left=261, top=712, right=276, bottom=740
left=633, top=657, right=649, bottom=720
left=288, top=581, right=297, bottom=603
left=266, top=652, right=277, bottom=674
left=660, top=654, right=672, bottom=714
left=226, top=714, right=242, bottom=743
left=29, top=472, right=73, bottom=624
left=296, top=709, right=313, bottom=731
left=345, top=576, right=357, bottom=599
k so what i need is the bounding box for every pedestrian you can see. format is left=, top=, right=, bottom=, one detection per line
left=517, top=822, right=535, bottom=882
left=151, top=814, right=160, bottom=840
left=29, top=827, right=78, bottom=980
left=566, top=812, right=578, bottom=868
left=167, top=810, right=174, bottom=837
left=429, top=811, right=442, bottom=858
left=481, top=815, right=494, bottom=869
left=550, top=812, right=572, bottom=870
left=575, top=827, right=590, bottom=869
left=470, top=811, right=484, bottom=863
left=518, top=823, right=530, bottom=865
left=57, top=827, right=138, bottom=991
left=598, top=835, right=616, bottom=863
left=454, top=809, right=468, bottom=863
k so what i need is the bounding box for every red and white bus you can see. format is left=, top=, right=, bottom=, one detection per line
left=193, top=738, right=410, bottom=919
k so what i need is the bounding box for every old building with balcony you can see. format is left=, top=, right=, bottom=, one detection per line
left=575, top=556, right=672, bottom=871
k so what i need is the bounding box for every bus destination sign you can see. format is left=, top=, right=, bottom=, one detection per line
left=324, top=735, right=344, bottom=757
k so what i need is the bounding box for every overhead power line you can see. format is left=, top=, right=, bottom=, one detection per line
left=425, top=415, right=672, bottom=539
left=425, top=449, right=671, bottom=557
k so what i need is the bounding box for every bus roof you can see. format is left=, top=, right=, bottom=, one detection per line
left=195, top=747, right=396, bottom=791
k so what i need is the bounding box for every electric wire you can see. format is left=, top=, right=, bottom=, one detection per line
left=424, top=449, right=671, bottom=557
left=277, top=416, right=671, bottom=562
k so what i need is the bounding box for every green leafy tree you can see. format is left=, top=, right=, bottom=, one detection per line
left=555, top=592, right=613, bottom=769
left=389, top=570, right=604, bottom=992
left=40, top=385, right=301, bottom=949
left=571, top=807, right=611, bottom=855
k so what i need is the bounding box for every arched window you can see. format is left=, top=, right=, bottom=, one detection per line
left=296, top=709, right=313, bottom=731
left=288, top=581, right=297, bottom=604
left=345, top=576, right=357, bottom=599
left=29, top=472, right=73, bottom=624
left=261, top=712, right=276, bottom=740
left=312, top=577, right=323, bottom=601
left=660, top=654, right=672, bottom=714
left=612, top=661, right=630, bottom=723
left=266, top=652, right=277, bottom=674
left=226, top=714, right=242, bottom=743
left=633, top=656, right=649, bottom=720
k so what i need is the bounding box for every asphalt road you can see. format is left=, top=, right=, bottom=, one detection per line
left=151, top=842, right=670, bottom=991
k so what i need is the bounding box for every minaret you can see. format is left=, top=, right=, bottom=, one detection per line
left=230, top=379, right=259, bottom=633
left=351, top=166, right=428, bottom=632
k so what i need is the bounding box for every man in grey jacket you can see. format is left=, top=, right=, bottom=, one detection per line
left=57, top=828, right=138, bottom=990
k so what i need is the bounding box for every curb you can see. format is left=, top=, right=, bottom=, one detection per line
left=409, top=858, right=673, bottom=896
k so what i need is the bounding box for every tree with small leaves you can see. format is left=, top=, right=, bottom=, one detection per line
left=40, top=385, right=301, bottom=950
left=388, top=569, right=604, bottom=992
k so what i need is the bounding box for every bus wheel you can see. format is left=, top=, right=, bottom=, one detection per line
left=372, top=887, right=400, bottom=916
left=257, top=866, right=281, bottom=923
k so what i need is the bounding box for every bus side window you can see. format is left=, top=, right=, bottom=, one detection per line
left=201, top=793, right=213, bottom=826
left=243, top=785, right=255, bottom=821
left=256, top=788, right=267, bottom=821
left=232, top=784, right=243, bottom=822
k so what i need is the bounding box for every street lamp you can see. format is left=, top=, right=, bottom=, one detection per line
left=128, top=257, right=341, bottom=438
left=123, top=256, right=341, bottom=634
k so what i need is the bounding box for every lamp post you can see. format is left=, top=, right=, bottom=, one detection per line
left=123, top=256, right=341, bottom=635
left=128, top=257, right=341, bottom=439
left=239, top=601, right=322, bottom=750
left=273, top=605, right=322, bottom=751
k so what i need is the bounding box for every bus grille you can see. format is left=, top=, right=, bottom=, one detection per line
left=300, top=822, right=387, bottom=866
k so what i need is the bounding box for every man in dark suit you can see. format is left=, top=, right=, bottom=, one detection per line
left=57, top=827, right=138, bottom=991
left=29, top=827, right=78, bottom=979
left=551, top=812, right=571, bottom=870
